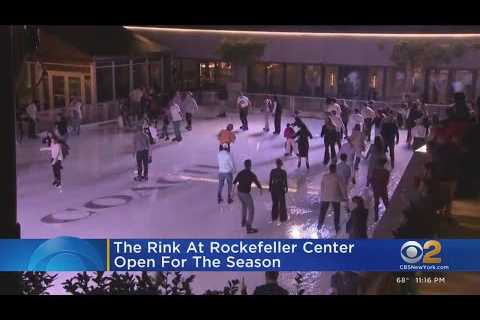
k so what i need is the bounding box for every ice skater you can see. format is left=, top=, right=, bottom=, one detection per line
left=337, top=153, right=353, bottom=212
left=371, top=158, right=390, bottom=222
left=321, top=117, right=338, bottom=165
left=40, top=135, right=68, bottom=188
left=273, top=95, right=283, bottom=134
left=349, top=124, right=366, bottom=171
left=283, top=123, right=295, bottom=156
left=217, top=124, right=236, bottom=152
left=69, top=97, right=83, bottom=136
left=380, top=112, right=399, bottom=168
left=365, top=136, right=387, bottom=187
left=233, top=159, right=263, bottom=234
left=237, top=92, right=251, bottom=131
left=294, top=122, right=313, bottom=169
left=269, top=159, right=288, bottom=225
left=169, top=99, right=183, bottom=142
left=182, top=91, right=198, bottom=131
left=362, top=101, right=376, bottom=142
left=217, top=143, right=236, bottom=204
left=133, top=124, right=151, bottom=182
left=262, top=96, right=272, bottom=132
left=159, top=106, right=171, bottom=141
left=318, top=164, right=347, bottom=235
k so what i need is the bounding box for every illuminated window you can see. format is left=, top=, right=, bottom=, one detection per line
left=329, top=72, right=336, bottom=88
left=371, top=74, right=377, bottom=89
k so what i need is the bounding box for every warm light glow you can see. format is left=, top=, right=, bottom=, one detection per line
left=329, top=72, right=335, bottom=87
left=415, top=144, right=428, bottom=153
left=124, top=26, right=480, bottom=38
left=372, top=74, right=377, bottom=89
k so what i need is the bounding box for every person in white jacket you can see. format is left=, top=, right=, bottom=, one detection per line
left=182, top=92, right=198, bottom=131
left=40, top=135, right=64, bottom=187
left=217, top=143, right=236, bottom=204
left=170, top=101, right=183, bottom=142
left=318, top=164, right=347, bottom=235
left=329, top=110, right=345, bottom=150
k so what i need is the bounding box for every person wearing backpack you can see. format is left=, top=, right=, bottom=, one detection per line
left=269, top=159, right=288, bottom=225
left=40, top=135, right=65, bottom=188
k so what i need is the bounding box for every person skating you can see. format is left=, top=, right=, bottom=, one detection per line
left=40, top=135, right=67, bottom=188
left=294, top=122, right=313, bottom=169
left=269, top=159, right=288, bottom=225
left=380, top=113, right=400, bottom=168
left=169, top=99, right=183, bottom=142
left=273, top=95, right=283, bottom=134
left=371, top=158, right=390, bottom=222
left=233, top=159, right=263, bottom=234
left=365, top=136, right=387, bottom=187
left=55, top=113, right=69, bottom=142
left=253, top=272, right=289, bottom=295
left=349, top=124, right=366, bottom=171
left=318, top=164, right=347, bottom=235
left=337, top=153, right=353, bottom=212
left=321, top=117, right=338, bottom=165
left=69, top=97, right=83, bottom=136
left=159, top=106, right=171, bottom=141
left=329, top=110, right=345, bottom=149
left=217, top=124, right=236, bottom=152
left=348, top=108, right=364, bottom=136
left=262, top=96, right=272, bottom=132
left=326, top=97, right=342, bottom=115
left=217, top=143, right=236, bottom=204
left=405, top=102, right=423, bottom=147
left=133, top=124, right=151, bottom=181
left=339, top=99, right=351, bottom=137
left=346, top=196, right=369, bottom=239
left=237, top=92, right=251, bottom=131
left=26, top=100, right=38, bottom=138
left=283, top=123, right=295, bottom=156
left=362, top=102, right=376, bottom=142
left=182, top=91, right=198, bottom=131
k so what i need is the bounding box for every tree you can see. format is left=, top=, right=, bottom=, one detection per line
left=216, top=38, right=266, bottom=89
left=388, top=40, right=478, bottom=98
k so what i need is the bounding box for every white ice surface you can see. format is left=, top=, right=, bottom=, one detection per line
left=16, top=111, right=412, bottom=294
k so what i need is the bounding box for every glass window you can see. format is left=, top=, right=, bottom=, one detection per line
left=215, top=62, right=232, bottom=88
left=429, top=69, right=449, bottom=104
left=324, top=66, right=338, bottom=97
left=339, top=66, right=366, bottom=99
left=454, top=70, right=474, bottom=101
left=182, top=59, right=199, bottom=90
left=150, top=62, right=163, bottom=93
left=84, top=75, right=91, bottom=104
left=133, top=63, right=148, bottom=89
left=68, top=77, right=81, bottom=103
left=96, top=66, right=113, bottom=102
left=115, top=65, right=130, bottom=99
left=304, top=65, right=322, bottom=96
left=200, top=62, right=216, bottom=89
left=52, top=75, right=65, bottom=108
left=285, top=64, right=302, bottom=95
left=248, top=63, right=266, bottom=92
left=411, top=69, right=426, bottom=100
left=266, top=64, right=284, bottom=94
left=387, top=68, right=406, bottom=99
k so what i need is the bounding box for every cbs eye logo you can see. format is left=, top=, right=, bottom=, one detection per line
left=27, top=236, right=104, bottom=271
left=400, top=240, right=442, bottom=264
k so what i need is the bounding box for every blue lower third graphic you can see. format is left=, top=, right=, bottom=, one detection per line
left=0, top=238, right=479, bottom=272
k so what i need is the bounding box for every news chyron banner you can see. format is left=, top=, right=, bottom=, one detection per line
left=0, top=237, right=479, bottom=272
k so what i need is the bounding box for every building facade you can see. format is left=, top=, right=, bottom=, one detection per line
left=128, top=27, right=480, bottom=104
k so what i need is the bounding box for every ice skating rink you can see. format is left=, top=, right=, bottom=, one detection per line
left=16, top=111, right=412, bottom=294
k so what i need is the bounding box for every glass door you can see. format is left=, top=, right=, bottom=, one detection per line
left=52, top=75, right=66, bottom=109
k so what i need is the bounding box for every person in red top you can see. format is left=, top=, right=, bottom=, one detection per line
left=371, top=158, right=390, bottom=222
left=283, top=123, right=295, bottom=156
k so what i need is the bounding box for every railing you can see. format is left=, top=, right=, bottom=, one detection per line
left=36, top=101, right=120, bottom=132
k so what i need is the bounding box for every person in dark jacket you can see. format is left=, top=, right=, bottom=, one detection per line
left=233, top=159, right=263, bottom=234
left=346, top=196, right=369, bottom=239
left=330, top=271, right=365, bottom=295
left=294, top=123, right=313, bottom=169
left=55, top=113, right=69, bottom=142
left=406, top=103, right=423, bottom=146
left=380, top=114, right=400, bottom=168
left=273, top=95, right=283, bottom=134
left=269, top=159, right=288, bottom=224
left=321, top=117, right=338, bottom=165
left=253, top=271, right=289, bottom=295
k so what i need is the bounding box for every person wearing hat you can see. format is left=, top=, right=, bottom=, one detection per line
left=182, top=91, right=199, bottom=131
left=217, top=143, right=236, bottom=204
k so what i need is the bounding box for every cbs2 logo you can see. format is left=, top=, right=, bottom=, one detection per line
left=400, top=240, right=442, bottom=264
